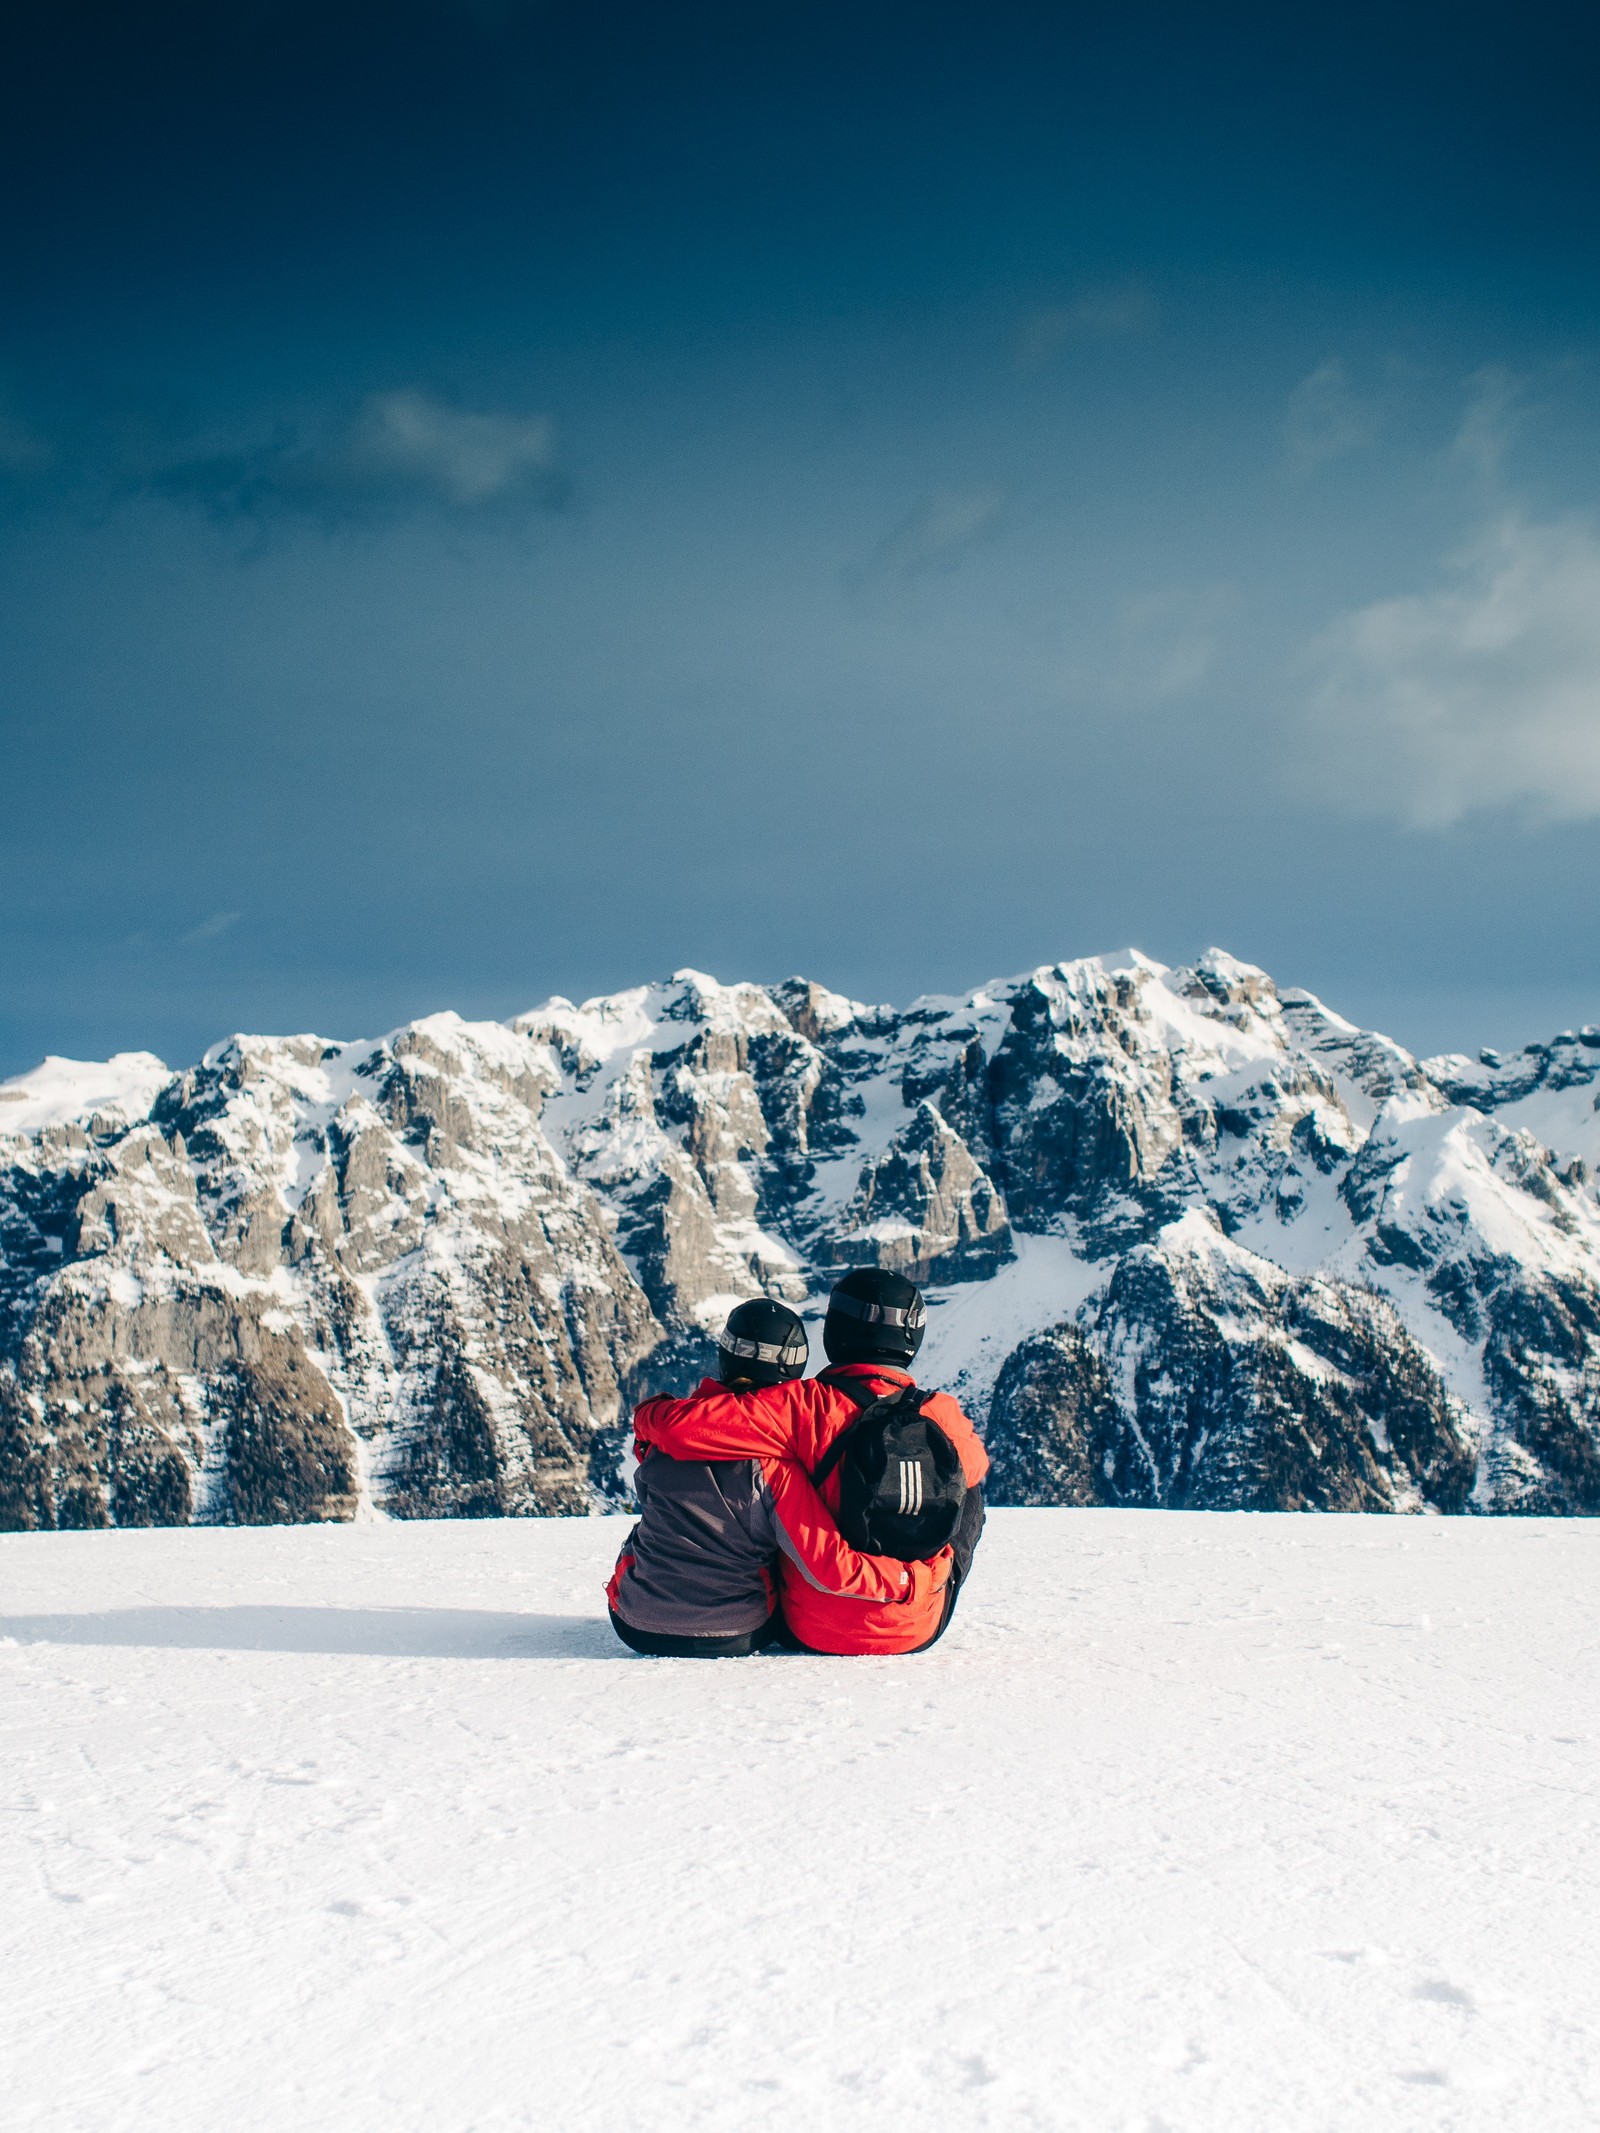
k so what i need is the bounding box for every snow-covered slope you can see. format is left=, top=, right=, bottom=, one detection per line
left=4, top=1512, right=1597, bottom=2131
left=4, top=950, right=1600, bottom=1526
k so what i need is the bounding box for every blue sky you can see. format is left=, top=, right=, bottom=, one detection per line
left=3, top=0, right=1599, bottom=1072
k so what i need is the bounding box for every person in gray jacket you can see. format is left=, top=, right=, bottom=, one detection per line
left=606, top=1298, right=809, bottom=1657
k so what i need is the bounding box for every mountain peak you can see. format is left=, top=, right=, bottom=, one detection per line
left=3, top=950, right=1598, bottom=1531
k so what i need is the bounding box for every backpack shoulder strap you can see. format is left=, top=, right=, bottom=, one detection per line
left=815, top=1369, right=925, bottom=1406
left=809, top=1377, right=930, bottom=1490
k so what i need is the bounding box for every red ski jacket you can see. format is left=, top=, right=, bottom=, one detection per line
left=630, top=1363, right=989, bottom=1655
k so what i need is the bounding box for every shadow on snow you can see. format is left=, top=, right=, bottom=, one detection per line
left=0, top=1605, right=626, bottom=1660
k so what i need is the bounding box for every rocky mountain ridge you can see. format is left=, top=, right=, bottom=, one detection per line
left=4, top=949, right=1598, bottom=1529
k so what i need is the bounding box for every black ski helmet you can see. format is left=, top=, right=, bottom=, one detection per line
left=716, top=1298, right=809, bottom=1387
left=822, top=1268, right=926, bottom=1368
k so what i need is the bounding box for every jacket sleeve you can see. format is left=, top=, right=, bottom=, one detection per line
left=633, top=1385, right=796, bottom=1461
left=762, top=1458, right=951, bottom=1606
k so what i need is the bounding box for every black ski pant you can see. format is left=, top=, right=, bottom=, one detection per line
left=608, top=1608, right=782, bottom=1658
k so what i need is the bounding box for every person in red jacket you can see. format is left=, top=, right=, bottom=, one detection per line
left=631, top=1268, right=988, bottom=1656
left=607, top=1297, right=921, bottom=1656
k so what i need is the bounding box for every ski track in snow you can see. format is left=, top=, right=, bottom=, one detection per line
left=4, top=1513, right=1597, bottom=2132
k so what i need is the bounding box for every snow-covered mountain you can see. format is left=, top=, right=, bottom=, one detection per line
left=3, top=949, right=1599, bottom=1528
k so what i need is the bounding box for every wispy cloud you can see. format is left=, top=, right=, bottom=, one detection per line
left=854, top=484, right=1006, bottom=583
left=1281, top=357, right=1381, bottom=476
left=1298, top=511, right=1600, bottom=826
left=123, top=388, right=563, bottom=528
left=344, top=391, right=555, bottom=506
left=1110, top=585, right=1236, bottom=703
left=186, top=911, right=241, bottom=943
left=1449, top=366, right=1526, bottom=483
left=1016, top=280, right=1157, bottom=370
left=0, top=404, right=53, bottom=478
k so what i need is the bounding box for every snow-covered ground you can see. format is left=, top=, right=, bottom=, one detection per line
left=4, top=1512, right=1597, bottom=2132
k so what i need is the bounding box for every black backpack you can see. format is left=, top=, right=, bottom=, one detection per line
left=811, top=1376, right=967, bottom=1560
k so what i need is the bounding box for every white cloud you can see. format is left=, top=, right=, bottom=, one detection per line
left=131, top=387, right=562, bottom=527
left=1109, top=585, right=1236, bottom=703
left=1300, top=512, right=1600, bottom=825
left=1449, top=367, right=1525, bottom=483
left=859, top=484, right=1005, bottom=581
left=1017, top=281, right=1157, bottom=370
left=187, top=911, right=241, bottom=944
left=348, top=390, right=555, bottom=506
left=1282, top=357, right=1380, bottom=476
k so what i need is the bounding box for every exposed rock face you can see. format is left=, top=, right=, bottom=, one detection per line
left=836, top=1101, right=1012, bottom=1282
left=0, top=1021, right=662, bottom=1528
left=985, top=1327, right=1121, bottom=1506
left=985, top=1225, right=1475, bottom=1516
left=3, top=953, right=1599, bottom=1528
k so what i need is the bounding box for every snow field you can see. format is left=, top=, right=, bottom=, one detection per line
left=3, top=1510, right=1597, bottom=2132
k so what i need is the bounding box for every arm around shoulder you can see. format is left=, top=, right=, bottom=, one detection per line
left=632, top=1381, right=798, bottom=1461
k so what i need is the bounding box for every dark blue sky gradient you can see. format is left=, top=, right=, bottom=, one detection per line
left=4, top=1, right=1600, bottom=1071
